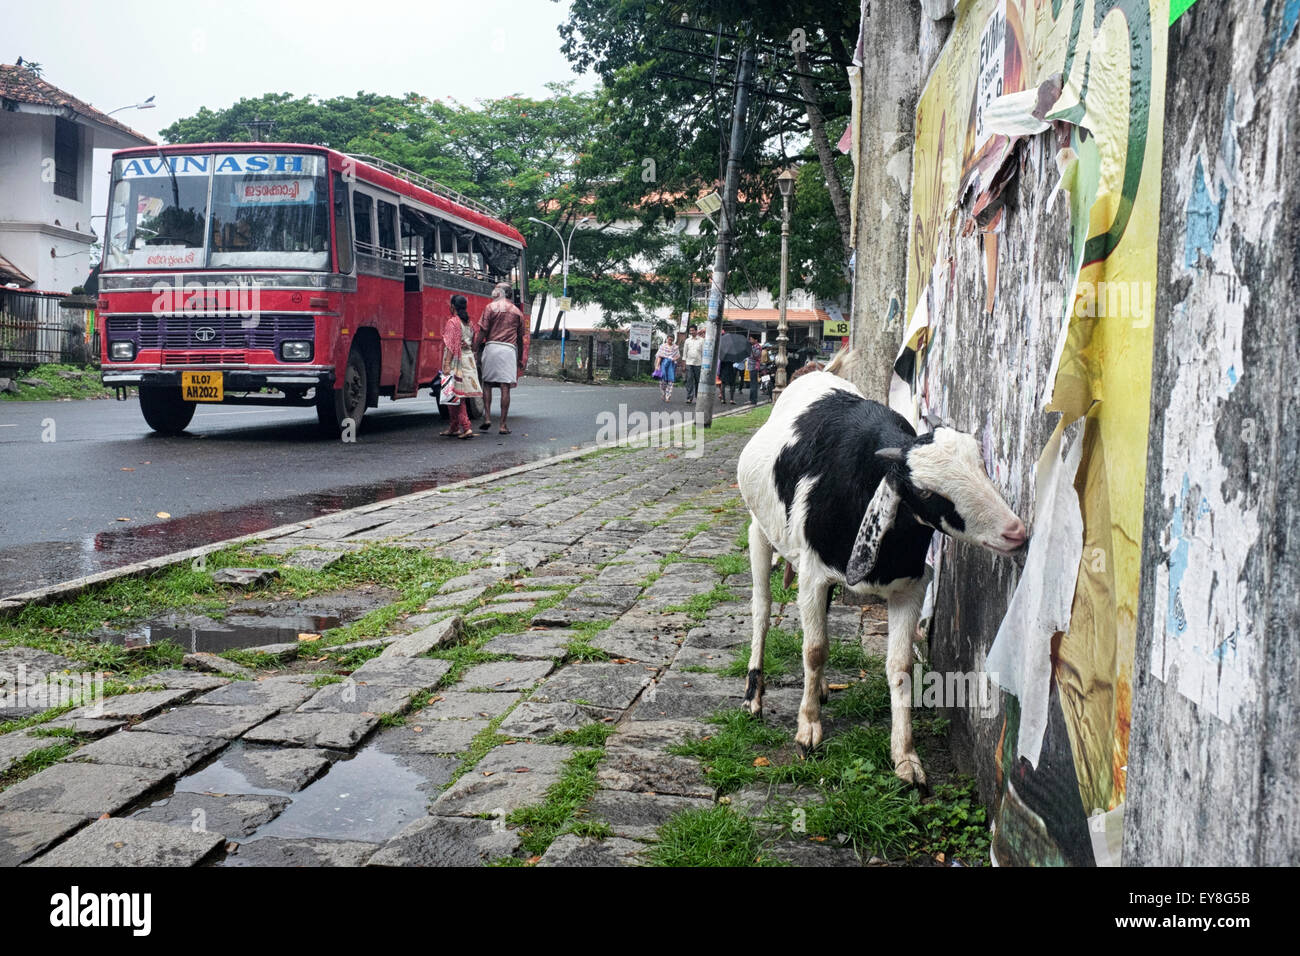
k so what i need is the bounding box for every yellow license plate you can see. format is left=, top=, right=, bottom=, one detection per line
left=181, top=371, right=224, bottom=402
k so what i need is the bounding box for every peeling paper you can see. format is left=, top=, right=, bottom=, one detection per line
left=987, top=418, right=1084, bottom=768
left=982, top=88, right=1052, bottom=139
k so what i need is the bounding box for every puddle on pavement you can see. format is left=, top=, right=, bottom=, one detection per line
left=100, top=587, right=400, bottom=654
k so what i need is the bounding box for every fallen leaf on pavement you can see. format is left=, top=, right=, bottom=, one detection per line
left=115, top=517, right=130, bottom=522
left=156, top=512, right=171, bottom=519
left=753, top=756, right=771, bottom=767
left=828, top=683, right=849, bottom=691
left=297, top=633, right=322, bottom=642
left=121, top=467, right=134, bottom=472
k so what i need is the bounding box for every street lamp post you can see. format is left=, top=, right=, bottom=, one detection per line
left=106, top=96, right=156, bottom=116
left=527, top=215, right=588, bottom=366
left=774, top=168, right=796, bottom=399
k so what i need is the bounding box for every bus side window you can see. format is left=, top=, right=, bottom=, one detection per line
left=378, top=201, right=398, bottom=260
left=353, top=192, right=374, bottom=254
left=333, top=173, right=354, bottom=274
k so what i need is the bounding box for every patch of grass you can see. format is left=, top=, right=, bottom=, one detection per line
left=0, top=364, right=116, bottom=402
left=667, top=583, right=737, bottom=622
left=711, top=553, right=749, bottom=578
left=0, top=742, right=78, bottom=792
left=324, top=643, right=385, bottom=670
left=722, top=626, right=803, bottom=680
left=824, top=672, right=891, bottom=723
left=544, top=723, right=617, bottom=748
left=380, top=689, right=433, bottom=727
left=668, top=709, right=789, bottom=794
left=769, top=566, right=798, bottom=605
left=311, top=674, right=345, bottom=688
left=561, top=638, right=610, bottom=663
left=25, top=725, right=77, bottom=738
left=506, top=747, right=608, bottom=858
left=914, top=780, right=991, bottom=864
left=219, top=649, right=281, bottom=670
left=645, top=805, right=787, bottom=867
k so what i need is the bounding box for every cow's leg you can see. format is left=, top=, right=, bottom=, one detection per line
left=886, top=579, right=927, bottom=789
left=794, top=560, right=830, bottom=758
left=743, top=517, right=772, bottom=717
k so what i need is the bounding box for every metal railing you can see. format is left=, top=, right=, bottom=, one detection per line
left=0, top=291, right=94, bottom=366
left=346, top=154, right=498, bottom=218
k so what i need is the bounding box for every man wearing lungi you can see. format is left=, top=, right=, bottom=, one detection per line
left=474, top=282, right=530, bottom=434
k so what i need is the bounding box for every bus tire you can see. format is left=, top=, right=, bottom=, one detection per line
left=139, top=386, right=196, bottom=435
left=317, top=347, right=367, bottom=436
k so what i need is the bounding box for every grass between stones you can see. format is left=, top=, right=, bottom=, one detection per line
left=660, top=706, right=991, bottom=865
left=0, top=741, right=78, bottom=791
left=645, top=806, right=787, bottom=867
left=0, top=364, right=117, bottom=401
left=500, top=746, right=613, bottom=861
left=667, top=583, right=737, bottom=622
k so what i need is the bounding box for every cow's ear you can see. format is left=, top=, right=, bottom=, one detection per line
left=846, top=478, right=901, bottom=586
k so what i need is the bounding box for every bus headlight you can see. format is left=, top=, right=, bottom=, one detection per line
left=280, top=340, right=313, bottom=362
left=108, top=340, right=136, bottom=361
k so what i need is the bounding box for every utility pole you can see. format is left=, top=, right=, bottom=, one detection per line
left=697, top=43, right=753, bottom=428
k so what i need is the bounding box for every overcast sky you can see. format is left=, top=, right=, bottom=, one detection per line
left=5, top=0, right=589, bottom=141
left=5, top=0, right=591, bottom=226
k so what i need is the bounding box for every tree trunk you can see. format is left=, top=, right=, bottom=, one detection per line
left=794, top=50, right=852, bottom=257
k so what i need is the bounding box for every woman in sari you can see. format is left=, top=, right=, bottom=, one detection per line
left=440, top=295, right=484, bottom=439
left=654, top=330, right=680, bottom=402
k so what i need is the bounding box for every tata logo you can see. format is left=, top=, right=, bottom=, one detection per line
left=194, top=327, right=217, bottom=342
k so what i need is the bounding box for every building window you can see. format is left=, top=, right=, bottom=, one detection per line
left=54, top=119, right=79, bottom=200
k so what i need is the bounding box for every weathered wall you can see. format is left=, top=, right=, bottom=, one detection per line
left=525, top=335, right=594, bottom=380
left=847, top=0, right=922, bottom=402
left=1126, top=1, right=1300, bottom=866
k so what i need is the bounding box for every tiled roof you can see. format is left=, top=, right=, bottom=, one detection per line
left=0, top=64, right=154, bottom=144
left=0, top=252, right=34, bottom=287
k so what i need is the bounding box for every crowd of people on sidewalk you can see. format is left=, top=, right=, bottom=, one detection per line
left=653, top=323, right=776, bottom=406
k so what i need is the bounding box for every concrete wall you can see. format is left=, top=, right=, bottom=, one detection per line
left=1125, top=1, right=1300, bottom=866
left=525, top=335, right=594, bottom=380
left=0, top=111, right=99, bottom=291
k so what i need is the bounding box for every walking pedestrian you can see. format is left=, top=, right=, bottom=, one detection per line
left=747, top=332, right=762, bottom=404
left=681, top=324, right=704, bottom=404
left=654, top=330, right=680, bottom=402
left=439, top=295, right=483, bottom=439
left=474, top=282, right=529, bottom=435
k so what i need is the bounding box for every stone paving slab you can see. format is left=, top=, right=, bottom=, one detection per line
left=183, top=653, right=254, bottom=677
left=596, top=748, right=714, bottom=798
left=64, top=687, right=195, bottom=721
left=141, top=669, right=232, bottom=692
left=30, top=817, right=225, bottom=867
left=0, top=809, right=87, bottom=866
left=66, top=730, right=224, bottom=774
left=349, top=656, right=452, bottom=688
left=134, top=704, right=280, bottom=740
left=531, top=661, right=656, bottom=711
left=496, top=701, right=619, bottom=739
left=193, top=675, right=321, bottom=710
left=0, top=762, right=172, bottom=818
left=481, top=628, right=575, bottom=659
left=423, top=585, right=490, bottom=611
left=222, top=836, right=380, bottom=867
left=432, top=742, right=573, bottom=817
left=40, top=716, right=129, bottom=739
left=381, top=717, right=488, bottom=754
left=416, top=691, right=520, bottom=721
left=133, top=791, right=291, bottom=837
left=367, top=816, right=519, bottom=866
left=467, top=600, right=538, bottom=620
left=583, top=790, right=714, bottom=840
left=536, top=833, right=645, bottom=867
left=0, top=647, right=78, bottom=684
left=173, top=743, right=333, bottom=796
left=243, top=713, right=378, bottom=750
left=297, top=682, right=421, bottom=716
left=459, top=659, right=553, bottom=692
left=380, top=615, right=463, bottom=658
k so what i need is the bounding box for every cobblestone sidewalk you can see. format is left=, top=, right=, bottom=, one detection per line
left=0, top=412, right=900, bottom=867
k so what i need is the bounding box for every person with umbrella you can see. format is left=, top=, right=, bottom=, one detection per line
left=717, top=326, right=750, bottom=405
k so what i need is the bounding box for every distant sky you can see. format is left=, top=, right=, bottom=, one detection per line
left=4, top=0, right=592, bottom=225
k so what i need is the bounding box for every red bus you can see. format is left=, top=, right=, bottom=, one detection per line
left=97, top=144, right=527, bottom=435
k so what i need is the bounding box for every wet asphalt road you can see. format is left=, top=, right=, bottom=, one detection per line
left=0, top=378, right=687, bottom=597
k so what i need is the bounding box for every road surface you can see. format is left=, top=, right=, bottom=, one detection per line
left=0, top=378, right=696, bottom=597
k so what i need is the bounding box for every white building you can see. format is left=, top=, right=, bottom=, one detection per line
left=0, top=64, right=152, bottom=292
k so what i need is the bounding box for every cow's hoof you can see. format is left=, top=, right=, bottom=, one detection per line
left=894, top=755, right=928, bottom=793
left=794, top=721, right=823, bottom=759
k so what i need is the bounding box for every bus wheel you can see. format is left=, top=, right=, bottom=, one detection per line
left=139, top=386, right=196, bottom=435
left=317, top=348, right=367, bottom=436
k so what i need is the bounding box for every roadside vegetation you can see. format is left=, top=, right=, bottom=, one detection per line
left=0, top=364, right=118, bottom=401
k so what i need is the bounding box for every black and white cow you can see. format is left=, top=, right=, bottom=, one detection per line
left=736, top=368, right=1027, bottom=788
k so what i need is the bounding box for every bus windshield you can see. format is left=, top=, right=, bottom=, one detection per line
left=105, top=152, right=331, bottom=271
